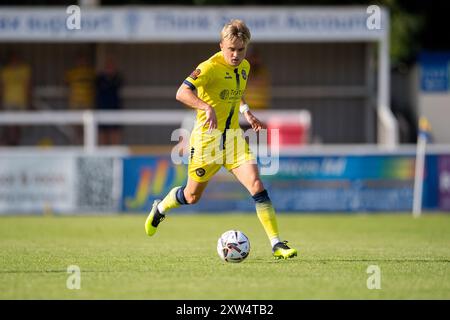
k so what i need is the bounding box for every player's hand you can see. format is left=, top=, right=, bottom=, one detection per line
left=244, top=111, right=265, bottom=132
left=203, top=105, right=217, bottom=133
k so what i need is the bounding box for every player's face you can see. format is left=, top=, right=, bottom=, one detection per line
left=220, top=38, right=247, bottom=67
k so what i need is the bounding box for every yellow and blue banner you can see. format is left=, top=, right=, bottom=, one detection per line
left=122, top=156, right=187, bottom=212
left=121, top=154, right=443, bottom=212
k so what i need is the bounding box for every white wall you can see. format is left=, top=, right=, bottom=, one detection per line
left=418, top=93, right=450, bottom=142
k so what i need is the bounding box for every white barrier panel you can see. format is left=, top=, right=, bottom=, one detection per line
left=0, top=149, right=126, bottom=214
left=0, top=155, right=76, bottom=213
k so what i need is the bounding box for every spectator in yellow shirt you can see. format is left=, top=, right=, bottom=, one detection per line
left=245, top=47, right=271, bottom=110
left=1, top=52, right=31, bottom=111
left=0, top=52, right=32, bottom=145
left=65, top=53, right=96, bottom=110
left=64, top=53, right=96, bottom=144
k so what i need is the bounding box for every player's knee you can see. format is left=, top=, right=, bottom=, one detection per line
left=185, top=192, right=202, bottom=204
left=251, top=179, right=264, bottom=195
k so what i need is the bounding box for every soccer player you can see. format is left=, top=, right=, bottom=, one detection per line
left=145, top=19, right=297, bottom=260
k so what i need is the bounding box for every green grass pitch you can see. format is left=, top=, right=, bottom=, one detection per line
left=1, top=213, right=449, bottom=299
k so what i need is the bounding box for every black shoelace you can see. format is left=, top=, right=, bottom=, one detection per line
left=274, top=240, right=290, bottom=250
left=151, top=211, right=165, bottom=227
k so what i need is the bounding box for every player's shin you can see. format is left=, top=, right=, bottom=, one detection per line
left=252, top=189, right=281, bottom=248
left=157, top=186, right=189, bottom=214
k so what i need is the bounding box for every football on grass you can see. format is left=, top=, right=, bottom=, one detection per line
left=217, top=230, right=250, bottom=263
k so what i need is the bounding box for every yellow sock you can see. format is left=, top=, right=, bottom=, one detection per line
left=158, top=186, right=183, bottom=214
left=255, top=201, right=280, bottom=245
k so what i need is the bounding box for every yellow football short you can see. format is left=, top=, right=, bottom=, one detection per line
left=188, top=129, right=256, bottom=183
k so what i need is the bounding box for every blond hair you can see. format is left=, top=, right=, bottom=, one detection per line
left=220, top=19, right=251, bottom=45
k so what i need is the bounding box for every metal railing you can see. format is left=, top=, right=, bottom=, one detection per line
left=0, top=110, right=311, bottom=152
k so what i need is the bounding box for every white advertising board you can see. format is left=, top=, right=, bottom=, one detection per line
left=0, top=155, right=76, bottom=213
left=0, top=6, right=387, bottom=42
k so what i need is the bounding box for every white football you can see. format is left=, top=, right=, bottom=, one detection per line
left=217, top=230, right=250, bottom=263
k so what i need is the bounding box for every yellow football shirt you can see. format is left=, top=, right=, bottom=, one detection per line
left=65, top=66, right=96, bottom=109
left=1, top=64, right=31, bottom=109
left=245, top=66, right=271, bottom=109
left=183, top=51, right=250, bottom=136
left=183, top=52, right=255, bottom=182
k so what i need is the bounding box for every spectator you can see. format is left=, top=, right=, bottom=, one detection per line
left=96, top=57, right=123, bottom=145
left=245, top=46, right=271, bottom=110
left=65, top=53, right=96, bottom=144
left=0, top=52, right=32, bottom=145
left=65, top=53, right=96, bottom=110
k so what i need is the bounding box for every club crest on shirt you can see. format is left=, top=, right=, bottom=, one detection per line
left=196, top=168, right=206, bottom=177
left=189, top=69, right=201, bottom=80
left=241, top=69, right=247, bottom=80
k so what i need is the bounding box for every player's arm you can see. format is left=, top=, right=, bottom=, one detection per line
left=240, top=97, right=264, bottom=132
left=176, top=83, right=217, bottom=132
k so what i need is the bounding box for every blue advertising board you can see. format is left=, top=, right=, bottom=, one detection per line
left=121, top=154, right=441, bottom=213
left=419, top=52, right=450, bottom=92
left=121, top=156, right=187, bottom=212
